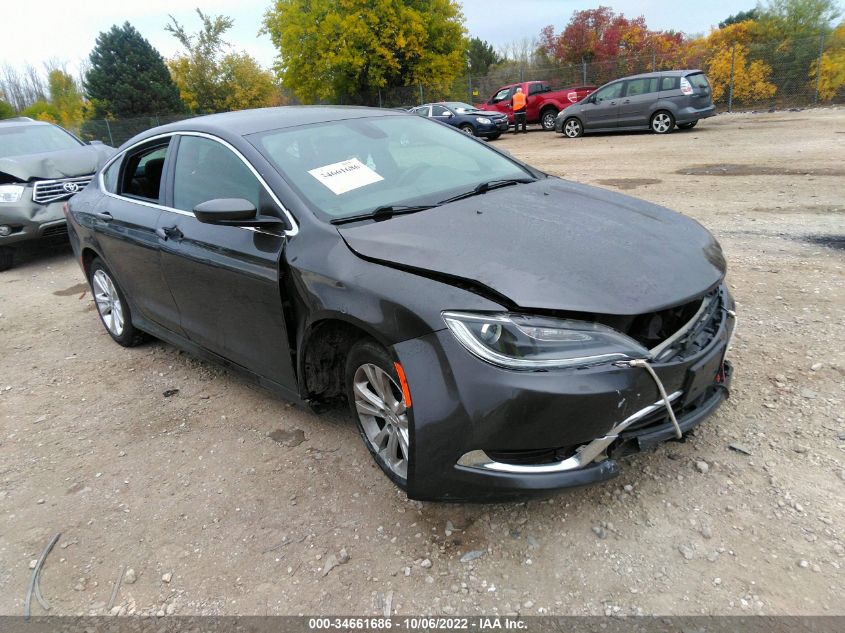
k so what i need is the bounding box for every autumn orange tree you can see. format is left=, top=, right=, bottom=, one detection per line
left=815, top=20, right=845, bottom=99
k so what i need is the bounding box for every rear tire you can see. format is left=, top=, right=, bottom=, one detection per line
left=88, top=258, right=145, bottom=347
left=678, top=121, right=698, bottom=130
left=562, top=117, right=583, bottom=138
left=459, top=123, right=476, bottom=136
left=540, top=108, right=558, bottom=131
left=651, top=111, right=675, bottom=134
left=0, top=247, right=14, bottom=272
left=346, top=339, right=410, bottom=491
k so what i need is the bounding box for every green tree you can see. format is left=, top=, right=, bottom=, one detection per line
left=263, top=0, right=467, bottom=104
left=719, top=9, right=760, bottom=29
left=21, top=100, right=61, bottom=123
left=0, top=99, right=14, bottom=119
left=755, top=0, right=842, bottom=97
left=85, top=22, right=184, bottom=117
left=167, top=9, right=277, bottom=113
left=47, top=69, right=85, bottom=131
left=467, top=37, right=501, bottom=75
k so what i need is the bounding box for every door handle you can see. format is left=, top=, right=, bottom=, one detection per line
left=156, top=225, right=183, bottom=241
left=93, top=212, right=113, bottom=221
left=623, top=99, right=631, bottom=104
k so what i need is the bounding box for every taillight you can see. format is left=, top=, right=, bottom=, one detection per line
left=680, top=77, right=693, bottom=96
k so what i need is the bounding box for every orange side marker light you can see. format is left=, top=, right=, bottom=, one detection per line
left=394, top=362, right=412, bottom=408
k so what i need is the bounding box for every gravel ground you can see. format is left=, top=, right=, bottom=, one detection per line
left=0, top=108, right=843, bottom=617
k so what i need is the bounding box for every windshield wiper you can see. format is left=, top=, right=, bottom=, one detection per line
left=438, top=178, right=536, bottom=205
left=330, top=204, right=437, bottom=225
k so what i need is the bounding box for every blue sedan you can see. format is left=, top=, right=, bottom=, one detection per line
left=410, top=102, right=509, bottom=140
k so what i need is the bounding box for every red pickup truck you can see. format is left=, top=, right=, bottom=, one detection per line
left=477, top=81, right=596, bottom=131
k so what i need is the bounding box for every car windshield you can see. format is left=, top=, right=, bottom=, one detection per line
left=445, top=102, right=479, bottom=113
left=250, top=115, right=531, bottom=221
left=0, top=124, right=83, bottom=159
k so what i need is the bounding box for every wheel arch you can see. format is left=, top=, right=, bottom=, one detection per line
left=297, top=313, right=392, bottom=408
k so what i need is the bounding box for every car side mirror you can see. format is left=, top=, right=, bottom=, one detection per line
left=193, top=198, right=288, bottom=229
left=89, top=140, right=104, bottom=146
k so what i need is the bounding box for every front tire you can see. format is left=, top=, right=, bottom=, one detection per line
left=540, top=108, right=558, bottom=131
left=651, top=111, right=675, bottom=134
left=88, top=258, right=145, bottom=347
left=346, top=340, right=410, bottom=491
left=458, top=123, right=476, bottom=136
left=0, top=247, right=14, bottom=272
left=485, top=133, right=501, bottom=141
left=562, top=117, right=583, bottom=138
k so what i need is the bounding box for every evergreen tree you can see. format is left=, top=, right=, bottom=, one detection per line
left=85, top=22, right=184, bottom=117
left=467, top=37, right=501, bottom=75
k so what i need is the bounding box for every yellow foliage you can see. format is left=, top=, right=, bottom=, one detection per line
left=704, top=22, right=777, bottom=102
left=814, top=22, right=845, bottom=101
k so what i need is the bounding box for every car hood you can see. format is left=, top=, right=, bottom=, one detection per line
left=0, top=145, right=114, bottom=181
left=337, top=179, right=726, bottom=315
left=459, top=110, right=506, bottom=118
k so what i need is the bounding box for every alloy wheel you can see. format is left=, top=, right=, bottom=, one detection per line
left=92, top=269, right=125, bottom=336
left=353, top=363, right=410, bottom=480
left=564, top=119, right=582, bottom=138
left=652, top=113, right=672, bottom=134
left=542, top=111, right=556, bottom=130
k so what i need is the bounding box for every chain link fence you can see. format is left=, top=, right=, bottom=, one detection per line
left=78, top=35, right=841, bottom=145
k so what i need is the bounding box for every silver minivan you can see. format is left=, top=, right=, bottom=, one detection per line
left=554, top=70, right=716, bottom=137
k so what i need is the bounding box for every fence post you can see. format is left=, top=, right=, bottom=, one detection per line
left=814, top=33, right=825, bottom=104
left=728, top=44, right=736, bottom=113
left=652, top=47, right=656, bottom=72
left=467, top=74, right=472, bottom=103
left=582, top=58, right=587, bottom=84
left=378, top=88, right=382, bottom=108
left=519, top=66, right=524, bottom=82
left=418, top=84, right=423, bottom=105
left=104, top=118, right=114, bottom=146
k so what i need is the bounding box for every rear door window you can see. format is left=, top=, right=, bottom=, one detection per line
left=625, top=78, right=658, bottom=97
left=120, top=143, right=170, bottom=203
left=431, top=105, right=450, bottom=117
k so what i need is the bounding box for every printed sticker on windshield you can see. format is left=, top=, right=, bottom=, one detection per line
left=308, top=158, right=383, bottom=195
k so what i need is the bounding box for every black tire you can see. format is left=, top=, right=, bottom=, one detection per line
left=345, top=339, right=410, bottom=491
left=678, top=121, right=698, bottom=130
left=562, top=117, right=583, bottom=138
left=540, top=108, right=559, bottom=131
left=0, top=247, right=14, bottom=272
left=458, top=123, right=476, bottom=136
left=651, top=110, right=675, bottom=134
left=485, top=133, right=501, bottom=141
left=88, top=258, right=145, bottom=347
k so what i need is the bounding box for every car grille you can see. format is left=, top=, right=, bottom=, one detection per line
left=41, top=223, right=68, bottom=238
left=32, top=176, right=93, bottom=204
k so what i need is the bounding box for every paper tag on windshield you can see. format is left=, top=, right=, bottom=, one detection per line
left=308, top=158, right=383, bottom=195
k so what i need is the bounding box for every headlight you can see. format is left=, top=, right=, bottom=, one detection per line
left=0, top=185, right=25, bottom=203
left=442, top=311, right=649, bottom=370
left=475, top=117, right=492, bottom=125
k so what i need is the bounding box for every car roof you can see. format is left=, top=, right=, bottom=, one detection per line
left=147, top=106, right=407, bottom=140
left=612, top=69, right=704, bottom=81
left=0, top=117, right=53, bottom=129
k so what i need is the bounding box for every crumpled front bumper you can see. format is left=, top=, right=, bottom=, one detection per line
left=0, top=195, right=67, bottom=246
left=393, top=289, right=735, bottom=501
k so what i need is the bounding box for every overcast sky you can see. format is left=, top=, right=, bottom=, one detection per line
left=1, top=0, right=763, bottom=77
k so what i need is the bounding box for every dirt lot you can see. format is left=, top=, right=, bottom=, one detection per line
left=1, top=108, right=843, bottom=618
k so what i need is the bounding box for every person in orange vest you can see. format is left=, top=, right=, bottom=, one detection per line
left=512, top=87, right=527, bottom=134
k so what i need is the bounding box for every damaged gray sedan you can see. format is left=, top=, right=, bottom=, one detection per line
left=0, top=117, right=113, bottom=271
